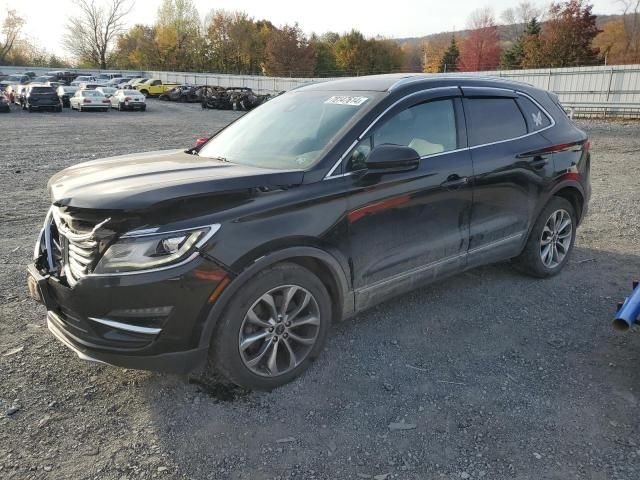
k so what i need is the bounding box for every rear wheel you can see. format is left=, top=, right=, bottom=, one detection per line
left=513, top=197, right=576, bottom=277
left=207, top=262, right=332, bottom=390
left=141, top=105, right=146, bottom=112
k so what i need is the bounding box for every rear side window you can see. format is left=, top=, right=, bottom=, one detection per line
left=516, top=96, right=552, bottom=131
left=373, top=99, right=457, bottom=157
left=464, top=98, right=527, bottom=146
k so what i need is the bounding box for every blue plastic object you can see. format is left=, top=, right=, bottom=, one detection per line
left=613, top=281, right=640, bottom=331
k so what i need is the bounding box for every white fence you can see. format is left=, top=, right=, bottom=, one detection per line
left=3, top=63, right=640, bottom=115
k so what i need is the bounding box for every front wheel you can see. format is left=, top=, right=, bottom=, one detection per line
left=207, top=262, right=332, bottom=390
left=513, top=197, right=577, bottom=277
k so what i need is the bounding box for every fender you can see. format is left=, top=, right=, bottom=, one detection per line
left=197, top=246, right=354, bottom=350
left=532, top=178, right=586, bottom=232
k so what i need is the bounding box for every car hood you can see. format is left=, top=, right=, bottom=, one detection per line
left=48, top=149, right=305, bottom=210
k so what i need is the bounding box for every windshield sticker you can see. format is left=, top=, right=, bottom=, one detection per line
left=325, top=96, right=369, bottom=106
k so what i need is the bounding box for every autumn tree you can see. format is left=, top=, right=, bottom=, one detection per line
left=263, top=24, right=315, bottom=76
left=594, top=1, right=640, bottom=64
left=523, top=0, right=600, bottom=68
left=439, top=36, right=460, bottom=72
left=500, top=1, right=542, bottom=43
left=63, top=0, right=133, bottom=69
left=155, top=0, right=201, bottom=71
left=400, top=42, right=423, bottom=73
left=204, top=10, right=268, bottom=74
left=458, top=8, right=501, bottom=71
left=0, top=8, right=25, bottom=64
left=501, top=17, right=541, bottom=69
left=113, top=24, right=158, bottom=69
left=422, top=36, right=449, bottom=73
left=309, top=32, right=341, bottom=76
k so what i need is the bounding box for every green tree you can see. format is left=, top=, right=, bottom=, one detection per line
left=439, top=36, right=459, bottom=72
left=501, top=17, right=541, bottom=69
left=309, top=32, right=341, bottom=76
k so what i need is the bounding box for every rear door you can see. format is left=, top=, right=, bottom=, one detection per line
left=340, top=88, right=473, bottom=309
left=461, top=87, right=556, bottom=267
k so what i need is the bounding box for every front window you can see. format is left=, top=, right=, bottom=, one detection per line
left=198, top=90, right=381, bottom=170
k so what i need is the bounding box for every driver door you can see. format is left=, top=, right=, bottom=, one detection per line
left=342, top=89, right=473, bottom=310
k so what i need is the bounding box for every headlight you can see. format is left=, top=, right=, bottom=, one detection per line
left=94, top=224, right=220, bottom=274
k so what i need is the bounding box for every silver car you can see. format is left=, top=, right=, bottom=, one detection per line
left=110, top=89, right=146, bottom=111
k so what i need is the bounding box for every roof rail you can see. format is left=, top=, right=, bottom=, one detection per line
left=388, top=73, right=534, bottom=91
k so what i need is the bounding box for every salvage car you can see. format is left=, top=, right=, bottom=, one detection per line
left=69, top=89, right=110, bottom=112
left=28, top=74, right=591, bottom=390
left=57, top=85, right=79, bottom=108
left=21, top=85, right=62, bottom=112
left=110, top=89, right=146, bottom=111
left=158, top=85, right=203, bottom=102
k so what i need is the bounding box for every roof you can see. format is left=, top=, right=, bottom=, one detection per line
left=297, top=73, right=534, bottom=93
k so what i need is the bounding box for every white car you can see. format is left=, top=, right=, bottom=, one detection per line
left=69, top=90, right=110, bottom=112
left=70, top=75, right=97, bottom=87
left=110, top=89, right=146, bottom=111
left=96, top=86, right=117, bottom=98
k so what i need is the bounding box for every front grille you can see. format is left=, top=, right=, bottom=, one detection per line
left=42, top=207, right=112, bottom=287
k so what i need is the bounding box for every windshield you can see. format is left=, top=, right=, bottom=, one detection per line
left=198, top=90, right=380, bottom=170
left=7, top=75, right=22, bottom=81
left=82, top=91, right=102, bottom=97
left=123, top=90, right=139, bottom=95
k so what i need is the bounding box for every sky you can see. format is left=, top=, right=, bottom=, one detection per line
left=7, top=0, right=623, bottom=58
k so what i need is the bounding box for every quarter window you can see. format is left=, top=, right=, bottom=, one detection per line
left=464, top=98, right=527, bottom=146
left=516, top=96, right=552, bottom=132
left=373, top=99, right=457, bottom=157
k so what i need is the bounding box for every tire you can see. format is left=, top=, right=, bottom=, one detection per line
left=140, top=89, right=148, bottom=96
left=513, top=197, right=577, bottom=278
left=207, top=262, right=332, bottom=390
left=141, top=105, right=146, bottom=112
left=55, top=106, right=61, bottom=112
left=78, top=106, right=82, bottom=112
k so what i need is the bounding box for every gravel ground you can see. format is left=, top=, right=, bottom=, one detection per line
left=1, top=102, right=639, bottom=480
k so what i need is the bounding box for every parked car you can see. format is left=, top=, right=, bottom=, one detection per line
left=32, top=75, right=58, bottom=84
left=47, top=71, right=77, bottom=85
left=28, top=74, right=591, bottom=390
left=135, top=78, right=180, bottom=96
left=70, top=75, right=97, bottom=87
left=95, top=72, right=122, bottom=83
left=57, top=85, right=79, bottom=108
left=123, top=77, right=148, bottom=89
left=110, top=89, right=146, bottom=111
left=69, top=89, right=110, bottom=111
left=24, top=71, right=36, bottom=79
left=79, top=82, right=105, bottom=90
left=0, top=74, right=30, bottom=90
left=0, top=93, right=10, bottom=113
left=20, top=85, right=62, bottom=112
left=96, top=86, right=117, bottom=98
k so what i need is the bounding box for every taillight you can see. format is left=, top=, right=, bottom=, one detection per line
left=124, top=97, right=131, bottom=101
left=102, top=99, right=110, bottom=103
left=83, top=98, right=91, bottom=103
left=584, top=140, right=591, bottom=151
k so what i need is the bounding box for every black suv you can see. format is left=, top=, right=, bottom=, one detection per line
left=21, top=85, right=62, bottom=112
left=28, top=74, right=591, bottom=390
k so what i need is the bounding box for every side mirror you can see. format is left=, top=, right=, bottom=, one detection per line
left=194, top=137, right=209, bottom=148
left=365, top=144, right=421, bottom=173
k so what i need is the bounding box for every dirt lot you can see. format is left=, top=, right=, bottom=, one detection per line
left=1, top=101, right=639, bottom=480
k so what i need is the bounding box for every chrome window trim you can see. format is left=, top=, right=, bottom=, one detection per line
left=88, top=316, right=162, bottom=335
left=324, top=86, right=555, bottom=180
left=324, top=87, right=459, bottom=180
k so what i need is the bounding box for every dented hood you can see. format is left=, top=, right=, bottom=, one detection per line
left=48, top=149, right=304, bottom=210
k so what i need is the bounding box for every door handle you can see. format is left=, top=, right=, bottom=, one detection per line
left=440, top=175, right=469, bottom=190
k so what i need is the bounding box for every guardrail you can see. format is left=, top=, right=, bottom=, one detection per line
left=564, top=102, right=640, bottom=119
